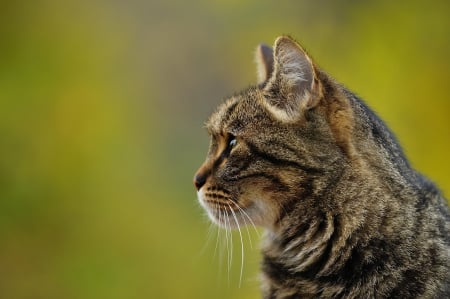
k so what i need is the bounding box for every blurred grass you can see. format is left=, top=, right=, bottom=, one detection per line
left=0, top=0, right=449, bottom=298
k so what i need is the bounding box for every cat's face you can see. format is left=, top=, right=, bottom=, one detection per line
left=195, top=89, right=289, bottom=229
left=194, top=36, right=352, bottom=230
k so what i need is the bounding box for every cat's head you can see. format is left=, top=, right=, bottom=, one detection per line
left=194, top=36, right=355, bottom=230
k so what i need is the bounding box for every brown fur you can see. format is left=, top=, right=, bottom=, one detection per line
left=194, top=36, right=450, bottom=298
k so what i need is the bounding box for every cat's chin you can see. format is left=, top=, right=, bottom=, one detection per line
left=197, top=190, right=246, bottom=229
left=206, top=210, right=240, bottom=229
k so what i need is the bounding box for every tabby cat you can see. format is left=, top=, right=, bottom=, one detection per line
left=194, top=36, right=450, bottom=298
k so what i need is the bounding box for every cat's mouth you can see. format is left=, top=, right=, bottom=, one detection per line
left=197, top=188, right=248, bottom=228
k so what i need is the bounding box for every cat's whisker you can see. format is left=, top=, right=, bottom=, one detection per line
left=213, top=225, right=220, bottom=260
left=199, top=221, right=216, bottom=258
left=229, top=200, right=256, bottom=250
left=228, top=203, right=245, bottom=288
left=217, top=203, right=225, bottom=280
left=235, top=201, right=260, bottom=238
left=234, top=205, right=253, bottom=251
left=226, top=209, right=233, bottom=284
left=222, top=207, right=231, bottom=284
left=212, top=204, right=221, bottom=260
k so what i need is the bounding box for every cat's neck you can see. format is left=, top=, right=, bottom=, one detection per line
left=261, top=163, right=397, bottom=278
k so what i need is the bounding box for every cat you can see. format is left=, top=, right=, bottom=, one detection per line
left=194, top=36, right=450, bottom=298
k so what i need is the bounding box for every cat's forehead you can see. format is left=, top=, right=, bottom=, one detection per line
left=206, top=97, right=239, bottom=134
left=205, top=87, right=266, bottom=136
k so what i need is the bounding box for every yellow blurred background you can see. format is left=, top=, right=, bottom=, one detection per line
left=0, top=0, right=449, bottom=298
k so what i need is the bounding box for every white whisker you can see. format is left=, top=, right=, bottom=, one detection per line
left=213, top=221, right=220, bottom=259
left=233, top=201, right=260, bottom=237
left=217, top=203, right=225, bottom=281
left=198, top=222, right=215, bottom=258
left=235, top=205, right=254, bottom=250
left=223, top=208, right=231, bottom=284
left=227, top=209, right=234, bottom=284
left=228, top=203, right=245, bottom=288
left=229, top=201, right=259, bottom=249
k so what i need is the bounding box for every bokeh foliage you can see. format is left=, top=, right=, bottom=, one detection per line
left=0, top=0, right=449, bottom=298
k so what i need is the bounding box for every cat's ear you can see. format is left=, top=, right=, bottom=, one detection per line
left=263, top=36, right=321, bottom=122
left=255, top=43, right=274, bottom=84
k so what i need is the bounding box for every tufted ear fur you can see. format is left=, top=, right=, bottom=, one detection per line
left=255, top=43, right=274, bottom=84
left=262, top=36, right=322, bottom=122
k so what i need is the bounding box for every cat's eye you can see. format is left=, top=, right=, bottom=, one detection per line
left=229, top=138, right=237, bottom=149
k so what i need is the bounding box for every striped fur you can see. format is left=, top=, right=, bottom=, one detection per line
left=194, top=36, right=450, bottom=298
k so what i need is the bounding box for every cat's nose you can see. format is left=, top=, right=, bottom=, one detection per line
left=193, top=172, right=207, bottom=191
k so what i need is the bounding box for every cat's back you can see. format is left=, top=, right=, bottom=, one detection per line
left=333, top=91, right=450, bottom=298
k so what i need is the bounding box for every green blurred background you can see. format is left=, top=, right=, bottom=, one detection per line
left=0, top=0, right=449, bottom=298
